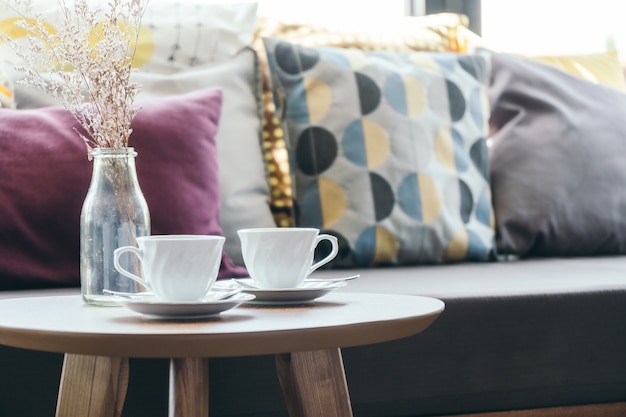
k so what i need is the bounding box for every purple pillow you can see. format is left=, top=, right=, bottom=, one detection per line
left=0, top=88, right=246, bottom=290
left=488, top=52, right=626, bottom=257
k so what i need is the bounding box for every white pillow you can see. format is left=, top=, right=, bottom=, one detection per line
left=0, top=1, right=258, bottom=73
left=133, top=48, right=275, bottom=265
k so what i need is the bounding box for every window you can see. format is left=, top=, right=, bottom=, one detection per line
left=257, top=0, right=406, bottom=24
left=481, top=0, right=626, bottom=56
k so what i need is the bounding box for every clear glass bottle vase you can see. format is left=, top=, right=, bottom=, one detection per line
left=80, top=147, right=150, bottom=306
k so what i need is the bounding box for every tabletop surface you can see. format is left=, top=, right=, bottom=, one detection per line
left=0, top=292, right=444, bottom=358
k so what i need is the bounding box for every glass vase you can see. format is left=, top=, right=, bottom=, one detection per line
left=80, top=147, right=150, bottom=306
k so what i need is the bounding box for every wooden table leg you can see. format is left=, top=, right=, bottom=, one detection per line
left=56, top=354, right=129, bottom=417
left=169, top=358, right=209, bottom=417
left=275, top=348, right=353, bottom=417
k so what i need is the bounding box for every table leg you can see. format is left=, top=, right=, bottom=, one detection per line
left=169, top=358, right=209, bottom=417
left=55, top=354, right=129, bottom=417
left=275, top=348, right=354, bottom=417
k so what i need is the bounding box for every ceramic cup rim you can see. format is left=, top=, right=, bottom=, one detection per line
left=238, top=227, right=319, bottom=234
left=136, top=234, right=225, bottom=242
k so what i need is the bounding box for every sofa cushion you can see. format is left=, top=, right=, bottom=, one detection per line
left=131, top=48, right=276, bottom=266
left=202, top=257, right=626, bottom=417
left=254, top=13, right=473, bottom=228
left=3, top=46, right=275, bottom=268
left=0, top=88, right=246, bottom=290
left=264, top=37, right=495, bottom=267
left=488, top=51, right=626, bottom=257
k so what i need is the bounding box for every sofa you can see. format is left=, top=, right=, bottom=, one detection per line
left=2, top=2, right=626, bottom=417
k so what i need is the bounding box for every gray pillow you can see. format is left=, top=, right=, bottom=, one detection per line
left=488, top=52, right=626, bottom=256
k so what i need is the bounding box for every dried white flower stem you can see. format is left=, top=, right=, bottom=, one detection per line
left=0, top=0, right=148, bottom=154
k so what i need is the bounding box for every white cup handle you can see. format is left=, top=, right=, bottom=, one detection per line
left=113, top=246, right=149, bottom=288
left=308, top=234, right=339, bottom=275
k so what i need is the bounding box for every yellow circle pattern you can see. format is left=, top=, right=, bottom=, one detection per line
left=318, top=178, right=347, bottom=228
left=304, top=76, right=332, bottom=124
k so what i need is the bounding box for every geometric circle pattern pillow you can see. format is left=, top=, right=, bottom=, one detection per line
left=254, top=13, right=473, bottom=229
left=264, top=37, right=495, bottom=267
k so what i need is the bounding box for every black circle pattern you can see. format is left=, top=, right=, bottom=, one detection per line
left=459, top=179, right=474, bottom=223
left=275, top=42, right=320, bottom=75
left=370, top=172, right=395, bottom=222
left=470, top=138, right=489, bottom=181
left=355, top=72, right=382, bottom=115
left=446, top=79, right=466, bottom=122
left=296, top=127, right=338, bottom=176
left=458, top=56, right=478, bottom=80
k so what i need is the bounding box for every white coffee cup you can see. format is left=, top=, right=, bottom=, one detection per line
left=113, top=235, right=225, bottom=302
left=237, top=228, right=339, bottom=289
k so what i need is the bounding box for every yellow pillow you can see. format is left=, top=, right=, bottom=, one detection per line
left=530, top=52, right=626, bottom=92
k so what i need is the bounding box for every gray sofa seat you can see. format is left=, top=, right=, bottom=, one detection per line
left=211, top=257, right=626, bottom=417
left=1, top=256, right=625, bottom=417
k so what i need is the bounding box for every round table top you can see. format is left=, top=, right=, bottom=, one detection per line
left=0, top=292, right=444, bottom=358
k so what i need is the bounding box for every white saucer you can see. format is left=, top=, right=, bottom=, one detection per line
left=117, top=292, right=255, bottom=319
left=232, top=279, right=347, bottom=305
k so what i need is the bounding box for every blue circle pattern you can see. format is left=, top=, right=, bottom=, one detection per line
left=287, top=79, right=310, bottom=125
left=452, top=129, right=469, bottom=172
left=300, top=180, right=324, bottom=229
left=470, top=87, right=484, bottom=128
left=433, top=54, right=457, bottom=76
left=354, top=226, right=377, bottom=267
left=343, top=120, right=368, bottom=167
left=384, top=74, right=410, bottom=116
left=320, top=48, right=352, bottom=69
left=476, top=186, right=492, bottom=227
left=466, top=229, right=490, bottom=260
left=398, top=174, right=423, bottom=222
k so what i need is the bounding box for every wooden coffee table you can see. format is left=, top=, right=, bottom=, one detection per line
left=0, top=292, right=444, bottom=417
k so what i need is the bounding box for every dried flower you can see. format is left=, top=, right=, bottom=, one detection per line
left=0, top=0, right=149, bottom=154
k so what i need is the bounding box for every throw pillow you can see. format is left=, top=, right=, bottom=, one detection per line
left=131, top=48, right=276, bottom=266
left=3, top=47, right=276, bottom=267
left=0, top=88, right=246, bottom=290
left=264, top=37, right=495, bottom=267
left=254, top=13, right=473, bottom=228
left=488, top=52, right=626, bottom=256
left=528, top=51, right=626, bottom=92
left=0, top=0, right=258, bottom=73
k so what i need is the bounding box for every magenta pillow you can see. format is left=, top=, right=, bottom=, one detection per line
left=0, top=88, right=246, bottom=290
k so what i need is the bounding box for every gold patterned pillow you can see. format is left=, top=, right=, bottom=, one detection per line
left=254, top=13, right=474, bottom=227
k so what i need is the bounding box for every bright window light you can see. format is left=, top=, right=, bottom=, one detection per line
left=481, top=0, right=626, bottom=58
left=257, top=0, right=406, bottom=25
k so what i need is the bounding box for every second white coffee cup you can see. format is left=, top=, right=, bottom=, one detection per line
left=237, top=227, right=339, bottom=289
left=113, top=235, right=224, bottom=302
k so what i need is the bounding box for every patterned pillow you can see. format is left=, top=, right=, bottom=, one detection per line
left=263, top=37, right=495, bottom=267
left=254, top=13, right=472, bottom=228
left=0, top=0, right=257, bottom=73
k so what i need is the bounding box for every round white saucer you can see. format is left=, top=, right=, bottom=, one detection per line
left=232, top=279, right=347, bottom=305
left=117, top=293, right=255, bottom=319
